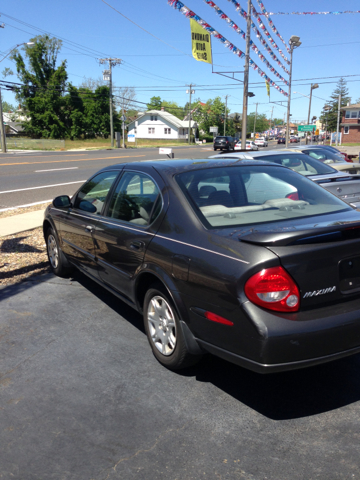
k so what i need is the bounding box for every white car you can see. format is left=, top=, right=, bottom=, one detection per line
left=254, top=137, right=268, bottom=147
left=234, top=140, right=259, bottom=151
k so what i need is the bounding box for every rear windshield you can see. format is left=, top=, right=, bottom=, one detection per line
left=254, top=153, right=337, bottom=176
left=176, top=165, right=350, bottom=229
left=304, top=149, right=346, bottom=164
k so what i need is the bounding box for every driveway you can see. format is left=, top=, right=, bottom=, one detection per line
left=1, top=272, right=360, bottom=479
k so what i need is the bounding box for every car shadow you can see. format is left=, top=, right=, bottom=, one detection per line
left=46, top=271, right=360, bottom=421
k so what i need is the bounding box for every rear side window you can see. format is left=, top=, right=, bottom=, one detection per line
left=176, top=165, right=350, bottom=229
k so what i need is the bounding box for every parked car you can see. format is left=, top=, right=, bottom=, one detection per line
left=290, top=147, right=360, bottom=174
left=302, top=145, right=352, bottom=163
left=234, top=140, right=259, bottom=151
left=277, top=137, right=286, bottom=144
left=209, top=150, right=360, bottom=208
left=290, top=136, right=300, bottom=143
left=213, top=136, right=236, bottom=151
left=254, top=137, right=268, bottom=147
left=45, top=159, right=360, bottom=374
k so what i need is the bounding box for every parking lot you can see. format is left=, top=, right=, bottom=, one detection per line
left=1, top=270, right=360, bottom=479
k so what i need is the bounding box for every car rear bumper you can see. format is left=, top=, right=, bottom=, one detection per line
left=186, top=296, right=360, bottom=373
left=197, top=338, right=360, bottom=373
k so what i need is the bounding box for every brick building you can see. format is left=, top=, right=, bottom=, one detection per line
left=340, top=103, right=360, bottom=142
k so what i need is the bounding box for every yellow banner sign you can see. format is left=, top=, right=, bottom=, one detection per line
left=190, top=19, right=212, bottom=64
left=266, top=81, right=270, bottom=97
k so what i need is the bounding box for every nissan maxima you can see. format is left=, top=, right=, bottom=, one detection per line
left=44, top=159, right=360, bottom=373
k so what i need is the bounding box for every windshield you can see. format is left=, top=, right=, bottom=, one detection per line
left=304, top=149, right=347, bottom=164
left=176, top=165, right=350, bottom=229
left=253, top=153, right=337, bottom=176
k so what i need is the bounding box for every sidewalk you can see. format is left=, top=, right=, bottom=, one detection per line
left=0, top=209, right=44, bottom=237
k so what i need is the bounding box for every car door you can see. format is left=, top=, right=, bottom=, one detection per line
left=93, top=169, right=164, bottom=299
left=58, top=170, right=119, bottom=279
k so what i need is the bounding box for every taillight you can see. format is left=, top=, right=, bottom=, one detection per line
left=286, top=192, right=299, bottom=201
left=244, top=266, right=300, bottom=312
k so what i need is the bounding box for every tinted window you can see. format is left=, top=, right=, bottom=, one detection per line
left=255, top=153, right=337, bottom=175
left=306, top=149, right=346, bottom=164
left=74, top=171, right=118, bottom=214
left=107, top=171, right=161, bottom=225
left=176, top=165, right=350, bottom=228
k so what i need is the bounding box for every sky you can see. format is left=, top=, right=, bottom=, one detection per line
left=1, top=0, right=360, bottom=124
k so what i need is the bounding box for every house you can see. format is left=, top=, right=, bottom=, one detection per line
left=127, top=107, right=196, bottom=140
left=340, top=103, right=360, bottom=142
left=3, top=110, right=27, bottom=135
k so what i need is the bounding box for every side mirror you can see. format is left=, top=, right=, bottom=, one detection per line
left=53, top=195, right=71, bottom=208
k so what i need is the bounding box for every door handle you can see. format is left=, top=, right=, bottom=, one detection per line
left=130, top=241, right=145, bottom=250
left=85, top=225, right=94, bottom=233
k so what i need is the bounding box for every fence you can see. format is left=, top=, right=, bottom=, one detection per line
left=3, top=137, right=65, bottom=150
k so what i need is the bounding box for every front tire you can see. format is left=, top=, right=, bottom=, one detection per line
left=46, top=227, right=73, bottom=277
left=143, top=285, right=200, bottom=370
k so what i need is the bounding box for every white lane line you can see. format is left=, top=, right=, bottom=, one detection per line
left=0, top=180, right=86, bottom=195
left=0, top=200, right=53, bottom=212
left=35, top=167, right=79, bottom=172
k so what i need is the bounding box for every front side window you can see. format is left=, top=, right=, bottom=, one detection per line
left=176, top=165, right=350, bottom=228
left=107, top=172, right=162, bottom=225
left=74, top=172, right=118, bottom=214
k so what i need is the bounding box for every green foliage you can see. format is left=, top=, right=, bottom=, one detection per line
left=2, top=100, right=15, bottom=113
left=9, top=35, right=120, bottom=140
left=2, top=67, right=14, bottom=78
left=320, top=78, right=351, bottom=132
left=147, top=96, right=162, bottom=110
left=192, top=97, right=227, bottom=135
left=247, top=112, right=269, bottom=133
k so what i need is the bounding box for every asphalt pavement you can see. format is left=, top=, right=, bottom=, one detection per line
left=2, top=146, right=360, bottom=479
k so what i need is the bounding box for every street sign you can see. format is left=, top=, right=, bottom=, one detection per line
left=209, top=126, right=218, bottom=134
left=127, top=134, right=135, bottom=143
left=120, top=115, right=127, bottom=121
left=298, top=125, right=316, bottom=132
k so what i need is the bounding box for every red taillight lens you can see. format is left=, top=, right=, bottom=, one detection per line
left=244, top=266, right=300, bottom=312
left=286, top=192, right=299, bottom=201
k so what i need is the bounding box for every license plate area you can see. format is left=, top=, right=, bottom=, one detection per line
left=339, top=256, right=360, bottom=293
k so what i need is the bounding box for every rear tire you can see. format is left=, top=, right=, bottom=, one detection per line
left=46, top=227, right=73, bottom=277
left=143, top=285, right=200, bottom=370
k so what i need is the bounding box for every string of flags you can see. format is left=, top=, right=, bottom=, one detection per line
left=257, top=10, right=360, bottom=16
left=255, top=0, right=290, bottom=54
left=168, top=0, right=288, bottom=96
left=225, top=0, right=290, bottom=65
left=203, top=0, right=289, bottom=80
left=251, top=4, right=291, bottom=57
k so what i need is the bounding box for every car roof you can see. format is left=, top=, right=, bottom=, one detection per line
left=208, top=149, right=298, bottom=160
left=98, top=157, right=285, bottom=175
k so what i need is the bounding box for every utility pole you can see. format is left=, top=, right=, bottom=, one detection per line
left=269, top=106, right=274, bottom=132
left=224, top=95, right=229, bottom=136
left=99, top=57, right=122, bottom=148
left=0, top=87, right=6, bottom=153
left=336, top=93, right=341, bottom=147
left=285, top=36, right=301, bottom=148
left=241, top=0, right=252, bottom=150
left=253, top=102, right=258, bottom=139
left=186, top=84, right=195, bottom=145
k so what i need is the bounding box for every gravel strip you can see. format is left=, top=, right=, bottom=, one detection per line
left=0, top=203, right=51, bottom=218
left=0, top=227, right=50, bottom=286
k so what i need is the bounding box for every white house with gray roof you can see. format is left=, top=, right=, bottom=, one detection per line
left=127, top=108, right=196, bottom=140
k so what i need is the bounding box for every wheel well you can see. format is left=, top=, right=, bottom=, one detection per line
left=136, top=273, right=166, bottom=313
left=43, top=220, right=51, bottom=238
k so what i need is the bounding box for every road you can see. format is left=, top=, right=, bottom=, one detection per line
left=0, top=143, right=283, bottom=209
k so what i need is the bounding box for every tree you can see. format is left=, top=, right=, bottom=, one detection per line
left=247, top=112, right=270, bottom=134
left=320, top=78, right=351, bottom=132
left=147, top=96, right=162, bottom=110
left=11, top=34, right=68, bottom=138
left=1, top=100, right=15, bottom=113
left=192, top=97, right=227, bottom=136
left=79, top=76, right=105, bottom=91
